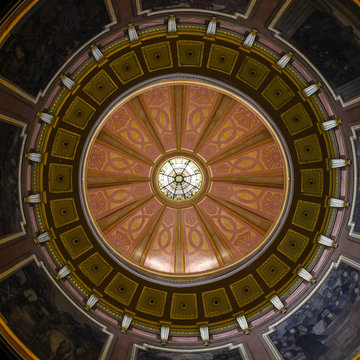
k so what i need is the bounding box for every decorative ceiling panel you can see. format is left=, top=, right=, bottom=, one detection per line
left=25, top=22, right=344, bottom=341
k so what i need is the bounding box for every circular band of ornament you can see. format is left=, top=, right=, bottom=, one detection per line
left=157, top=157, right=203, bottom=201
left=29, top=22, right=341, bottom=336
left=151, top=150, right=210, bottom=207
left=80, top=78, right=291, bottom=281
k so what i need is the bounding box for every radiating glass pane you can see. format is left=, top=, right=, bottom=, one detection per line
left=158, top=158, right=202, bottom=200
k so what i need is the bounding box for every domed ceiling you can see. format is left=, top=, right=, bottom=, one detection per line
left=0, top=0, right=359, bottom=359
left=84, top=81, right=288, bottom=279
left=29, top=13, right=340, bottom=334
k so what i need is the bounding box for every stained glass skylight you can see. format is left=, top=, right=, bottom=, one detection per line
left=158, top=157, right=203, bottom=200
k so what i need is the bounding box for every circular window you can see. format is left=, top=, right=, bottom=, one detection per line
left=158, top=157, right=202, bottom=200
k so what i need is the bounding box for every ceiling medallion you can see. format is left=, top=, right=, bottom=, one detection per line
left=81, top=79, right=291, bottom=281
left=158, top=157, right=202, bottom=200
left=28, top=23, right=341, bottom=336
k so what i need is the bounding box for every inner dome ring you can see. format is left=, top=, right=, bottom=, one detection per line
left=80, top=76, right=293, bottom=285
left=150, top=151, right=210, bottom=209
left=158, top=157, right=203, bottom=201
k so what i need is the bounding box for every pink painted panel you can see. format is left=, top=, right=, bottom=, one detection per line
left=179, top=17, right=205, bottom=24
left=69, top=53, right=89, bottom=74
left=141, top=86, right=176, bottom=151
left=182, top=207, right=220, bottom=273
left=171, top=336, right=198, bottom=342
left=144, top=207, right=177, bottom=273
left=341, top=170, right=346, bottom=197
left=285, top=283, right=306, bottom=303
left=335, top=128, right=345, bottom=156
left=181, top=85, right=220, bottom=151
left=45, top=85, right=61, bottom=107
left=64, top=282, right=84, bottom=301
left=210, top=141, right=284, bottom=176
left=318, top=92, right=334, bottom=116
left=313, top=249, right=330, bottom=272
left=26, top=164, right=32, bottom=191
left=220, top=23, right=246, bottom=34
left=210, top=182, right=284, bottom=221
left=29, top=123, right=41, bottom=148
left=41, top=246, right=56, bottom=269
left=212, top=328, right=239, bottom=339
left=138, top=20, right=164, bottom=29
left=105, top=197, right=163, bottom=257
left=94, top=309, right=118, bottom=325
left=131, top=328, right=158, bottom=339
left=103, top=103, right=161, bottom=161
left=292, top=61, right=312, bottom=82
left=100, top=31, right=124, bottom=46
left=251, top=309, right=275, bottom=326
left=87, top=183, right=152, bottom=220
left=198, top=101, right=264, bottom=161
left=198, top=197, right=263, bottom=259
left=86, top=142, right=151, bottom=176
left=29, top=207, right=39, bottom=233
left=259, top=37, right=282, bottom=54
left=331, top=210, right=343, bottom=236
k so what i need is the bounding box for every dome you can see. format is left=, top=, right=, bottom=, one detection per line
left=82, top=79, right=290, bottom=280
left=0, top=1, right=359, bottom=359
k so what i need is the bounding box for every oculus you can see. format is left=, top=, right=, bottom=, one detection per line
left=158, top=157, right=202, bottom=200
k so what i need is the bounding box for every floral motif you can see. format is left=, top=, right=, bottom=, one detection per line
left=263, top=192, right=282, bottom=216
left=144, top=88, right=168, bottom=105
left=133, top=184, right=149, bottom=197
left=108, top=108, right=129, bottom=129
left=212, top=183, right=231, bottom=197
left=234, top=105, right=260, bottom=128
left=163, top=212, right=175, bottom=226
left=262, top=145, right=282, bottom=169
left=185, top=213, right=196, bottom=226
left=205, top=202, right=218, bottom=216
left=191, top=87, right=215, bottom=105
left=112, top=231, right=131, bottom=253
left=218, top=164, right=230, bottom=174
left=233, top=231, right=251, bottom=248
left=89, top=193, right=106, bottom=216
left=133, top=164, right=147, bottom=175
left=88, top=146, right=105, bottom=169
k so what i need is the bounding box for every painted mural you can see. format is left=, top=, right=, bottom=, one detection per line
left=290, top=10, right=360, bottom=91
left=0, top=0, right=21, bottom=23
left=275, top=0, right=360, bottom=100
left=0, top=262, right=108, bottom=360
left=350, top=127, right=360, bottom=237
left=138, top=0, right=251, bottom=15
left=0, top=121, right=22, bottom=239
left=268, top=262, right=360, bottom=360
left=0, top=0, right=110, bottom=96
left=134, top=347, right=245, bottom=360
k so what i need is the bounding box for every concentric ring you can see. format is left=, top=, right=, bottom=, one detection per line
left=80, top=78, right=292, bottom=281
left=157, top=157, right=203, bottom=200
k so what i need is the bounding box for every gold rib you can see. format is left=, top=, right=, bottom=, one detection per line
left=87, top=175, right=149, bottom=188
left=99, top=194, right=154, bottom=233
left=131, top=205, right=166, bottom=263
left=194, top=95, right=235, bottom=153
left=129, top=96, right=166, bottom=154
left=174, top=85, right=184, bottom=150
left=175, top=209, right=184, bottom=273
left=207, top=193, right=271, bottom=235
left=97, top=129, right=154, bottom=166
left=212, top=174, right=285, bottom=188
left=193, top=204, right=235, bottom=264
left=206, top=127, right=273, bottom=165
